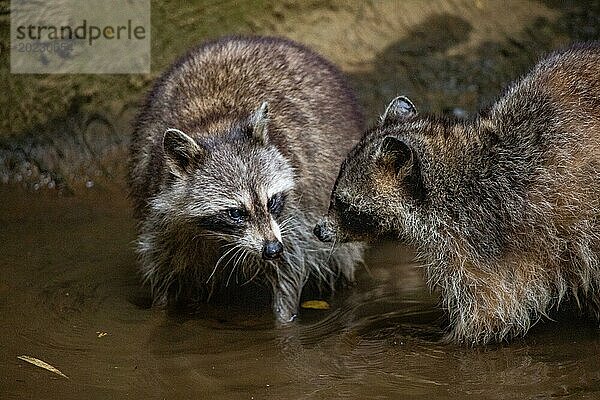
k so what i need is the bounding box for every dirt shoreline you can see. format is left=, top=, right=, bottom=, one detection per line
left=2, top=1, right=598, bottom=193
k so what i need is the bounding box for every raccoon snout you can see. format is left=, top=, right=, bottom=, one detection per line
left=262, top=240, right=283, bottom=260
left=314, top=218, right=335, bottom=242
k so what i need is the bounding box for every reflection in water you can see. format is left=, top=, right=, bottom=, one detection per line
left=1, top=187, right=600, bottom=399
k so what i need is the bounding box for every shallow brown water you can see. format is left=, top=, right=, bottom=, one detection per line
left=2, top=186, right=600, bottom=399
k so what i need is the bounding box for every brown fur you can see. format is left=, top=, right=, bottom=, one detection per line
left=316, top=42, right=600, bottom=344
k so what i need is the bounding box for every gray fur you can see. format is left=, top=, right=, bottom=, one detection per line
left=129, top=36, right=365, bottom=322
left=317, top=42, right=600, bottom=344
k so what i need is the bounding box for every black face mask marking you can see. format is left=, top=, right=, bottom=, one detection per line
left=267, top=192, right=286, bottom=218
left=195, top=208, right=248, bottom=235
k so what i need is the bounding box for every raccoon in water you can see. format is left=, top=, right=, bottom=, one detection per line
left=129, top=36, right=365, bottom=322
left=315, top=42, right=600, bottom=343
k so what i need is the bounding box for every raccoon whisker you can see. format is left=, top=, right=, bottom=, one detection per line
left=239, top=251, right=258, bottom=284
left=279, top=217, right=299, bottom=226
left=231, top=246, right=253, bottom=286
left=282, top=219, right=303, bottom=229
left=279, top=215, right=303, bottom=229
left=279, top=227, right=296, bottom=240
left=191, top=232, right=219, bottom=242
left=219, top=241, right=242, bottom=251
left=206, top=243, right=244, bottom=283
left=278, top=215, right=292, bottom=224
left=206, top=276, right=217, bottom=301
left=278, top=220, right=291, bottom=229
left=193, top=230, right=237, bottom=243
left=242, top=261, right=263, bottom=286
left=192, top=234, right=221, bottom=243
left=324, top=235, right=338, bottom=263
left=278, top=227, right=295, bottom=238
left=226, top=247, right=247, bottom=287
left=233, top=249, right=250, bottom=285
left=278, top=225, right=296, bottom=236
left=279, top=229, right=296, bottom=241
left=314, top=262, right=331, bottom=284
left=147, top=266, right=177, bottom=305
left=278, top=216, right=298, bottom=230
left=297, top=247, right=322, bottom=253
left=279, top=224, right=303, bottom=238
left=210, top=231, right=238, bottom=241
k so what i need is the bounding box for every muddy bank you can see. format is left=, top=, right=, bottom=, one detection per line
left=2, top=0, right=598, bottom=193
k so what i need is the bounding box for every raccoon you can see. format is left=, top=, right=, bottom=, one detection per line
left=315, top=43, right=600, bottom=344
left=129, top=36, right=365, bottom=322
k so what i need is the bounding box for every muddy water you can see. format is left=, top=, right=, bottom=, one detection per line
left=1, top=186, right=600, bottom=400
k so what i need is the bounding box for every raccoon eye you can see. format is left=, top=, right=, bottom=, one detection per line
left=267, top=193, right=285, bottom=217
left=227, top=208, right=246, bottom=222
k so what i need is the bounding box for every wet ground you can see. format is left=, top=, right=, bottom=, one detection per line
left=2, top=187, right=600, bottom=399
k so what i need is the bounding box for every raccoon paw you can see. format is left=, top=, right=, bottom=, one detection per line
left=273, top=291, right=299, bottom=324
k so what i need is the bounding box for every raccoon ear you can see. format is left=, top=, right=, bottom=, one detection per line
left=378, top=136, right=414, bottom=173
left=379, top=136, right=425, bottom=201
left=380, top=96, right=417, bottom=125
left=162, top=128, right=205, bottom=176
left=248, top=101, right=269, bottom=145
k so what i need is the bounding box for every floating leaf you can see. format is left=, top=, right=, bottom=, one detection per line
left=301, top=300, right=330, bottom=310
left=17, top=355, right=69, bottom=379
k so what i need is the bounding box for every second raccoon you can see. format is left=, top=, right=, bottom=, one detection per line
left=315, top=43, right=600, bottom=344
left=129, top=36, right=365, bottom=322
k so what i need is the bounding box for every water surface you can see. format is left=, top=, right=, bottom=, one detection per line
left=2, top=187, right=600, bottom=399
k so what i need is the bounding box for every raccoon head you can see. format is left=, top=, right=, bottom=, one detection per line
left=314, top=96, right=425, bottom=243
left=157, top=102, right=296, bottom=262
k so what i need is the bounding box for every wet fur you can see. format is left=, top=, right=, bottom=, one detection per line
left=129, top=36, right=365, bottom=322
left=324, top=43, right=600, bottom=344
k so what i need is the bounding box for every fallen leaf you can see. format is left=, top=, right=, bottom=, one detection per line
left=17, top=355, right=69, bottom=379
left=301, top=300, right=330, bottom=310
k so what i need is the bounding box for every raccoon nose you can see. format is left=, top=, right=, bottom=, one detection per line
left=263, top=240, right=283, bottom=260
left=314, top=219, right=334, bottom=242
